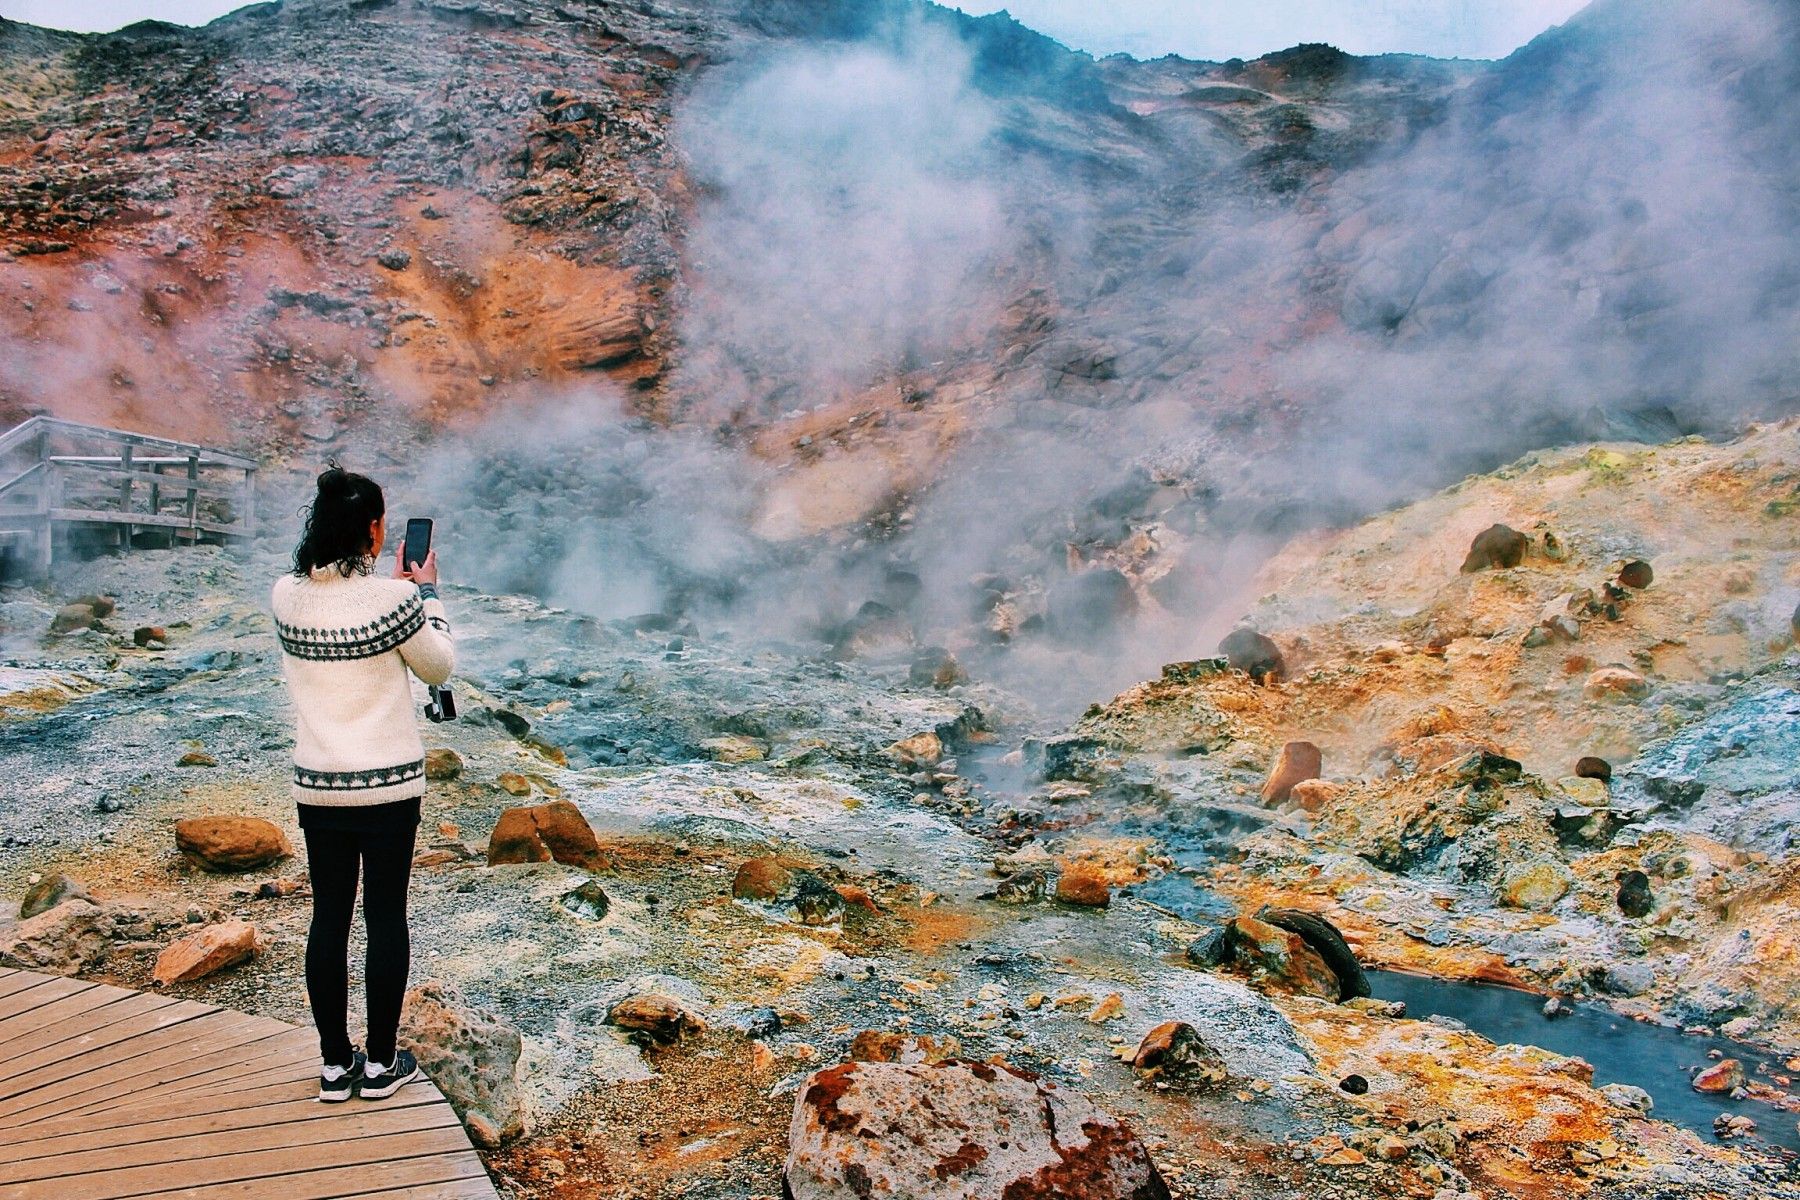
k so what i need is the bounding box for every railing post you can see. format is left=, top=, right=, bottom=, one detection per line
left=119, top=443, right=133, bottom=553
left=186, top=453, right=199, bottom=544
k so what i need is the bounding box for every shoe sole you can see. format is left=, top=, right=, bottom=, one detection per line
left=317, top=1088, right=355, bottom=1103
left=358, top=1067, right=419, bottom=1100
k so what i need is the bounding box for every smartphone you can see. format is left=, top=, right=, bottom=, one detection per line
left=402, top=517, right=433, bottom=573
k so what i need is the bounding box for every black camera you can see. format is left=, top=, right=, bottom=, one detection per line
left=425, top=683, right=457, bottom=722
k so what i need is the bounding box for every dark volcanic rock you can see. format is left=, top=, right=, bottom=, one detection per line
left=1615, top=869, right=1654, bottom=918
left=1218, top=627, right=1285, bottom=683
left=1255, top=906, right=1370, bottom=1000
left=1575, top=755, right=1612, bottom=782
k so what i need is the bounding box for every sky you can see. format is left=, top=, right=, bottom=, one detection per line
left=5, top=0, right=1591, bottom=60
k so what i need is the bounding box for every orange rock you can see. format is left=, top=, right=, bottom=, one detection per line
left=1289, top=778, right=1343, bottom=813
left=153, top=921, right=258, bottom=986
left=1692, top=1059, right=1744, bottom=1093
left=1260, top=741, right=1322, bottom=805
left=1130, top=1021, right=1227, bottom=1082
left=1055, top=864, right=1111, bottom=907
left=495, top=772, right=532, bottom=796
left=486, top=800, right=607, bottom=871
left=1583, top=666, right=1650, bottom=701
left=607, top=993, right=706, bottom=1043
left=175, top=816, right=291, bottom=872
left=836, top=884, right=881, bottom=914
left=848, top=1030, right=961, bottom=1064
left=732, top=857, right=792, bottom=901
left=1227, top=916, right=1341, bottom=1000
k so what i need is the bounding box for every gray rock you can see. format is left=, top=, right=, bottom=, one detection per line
left=20, top=872, right=90, bottom=919
left=1599, top=1082, right=1653, bottom=1114
left=0, top=899, right=141, bottom=974
left=400, top=981, right=527, bottom=1147
left=1601, top=961, right=1656, bottom=998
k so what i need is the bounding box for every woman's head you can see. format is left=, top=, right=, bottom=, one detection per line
left=293, top=462, right=385, bottom=577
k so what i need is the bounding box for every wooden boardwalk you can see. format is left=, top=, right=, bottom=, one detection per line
left=0, top=968, right=498, bottom=1199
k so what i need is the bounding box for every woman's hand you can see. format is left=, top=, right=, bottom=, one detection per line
left=394, top=546, right=439, bottom=586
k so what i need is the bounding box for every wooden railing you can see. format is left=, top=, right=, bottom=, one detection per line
left=0, top=416, right=257, bottom=575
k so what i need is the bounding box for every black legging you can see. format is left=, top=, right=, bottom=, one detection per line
left=303, top=823, right=417, bottom=1067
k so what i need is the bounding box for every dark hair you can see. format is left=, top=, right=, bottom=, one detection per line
left=292, top=462, right=385, bottom=578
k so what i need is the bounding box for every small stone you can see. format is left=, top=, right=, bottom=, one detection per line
left=153, top=921, right=259, bottom=986
left=20, top=872, right=90, bottom=919
left=375, top=249, right=412, bottom=271
left=175, top=816, right=291, bottom=872
left=848, top=1030, right=961, bottom=1064
left=133, top=626, right=167, bottom=647
left=1219, top=627, right=1284, bottom=682
left=423, top=748, right=463, bottom=781
left=256, top=879, right=302, bottom=899
left=1288, top=778, right=1342, bottom=813
left=495, top=772, right=532, bottom=796
left=1499, top=860, right=1573, bottom=910
left=732, top=857, right=793, bottom=902
left=607, top=993, right=706, bottom=1044
left=1692, top=1059, right=1744, bottom=1093
left=1374, top=1136, right=1410, bottom=1162
left=1087, top=993, right=1125, bottom=1023
left=700, top=734, right=767, bottom=763
left=1584, top=666, right=1650, bottom=701
left=1260, top=741, right=1322, bottom=805
left=790, top=874, right=846, bottom=926
left=1616, top=869, right=1654, bottom=918
left=177, top=750, right=217, bottom=768
left=1055, top=863, right=1111, bottom=907
left=885, top=731, right=943, bottom=767
left=908, top=646, right=967, bottom=689
left=1575, top=755, right=1613, bottom=782
left=1130, top=1021, right=1227, bottom=1084
left=1318, top=1147, right=1367, bottom=1166
left=1339, top=1074, right=1369, bottom=1095
left=994, top=866, right=1050, bottom=904
left=71, top=594, right=116, bottom=618
left=1460, top=523, right=1527, bottom=572
left=558, top=879, right=610, bottom=921
left=1599, top=1083, right=1653, bottom=1114
left=1617, top=560, right=1653, bottom=589
left=50, top=603, right=98, bottom=634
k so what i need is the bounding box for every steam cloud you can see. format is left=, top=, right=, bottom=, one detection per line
left=424, top=0, right=1800, bottom=712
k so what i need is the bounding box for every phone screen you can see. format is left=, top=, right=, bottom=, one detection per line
left=402, top=517, right=433, bottom=571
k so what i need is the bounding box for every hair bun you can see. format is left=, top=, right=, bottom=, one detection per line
left=317, top=463, right=350, bottom=497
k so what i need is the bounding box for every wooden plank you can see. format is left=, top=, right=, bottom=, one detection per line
left=16, top=1150, right=500, bottom=1200
left=0, top=996, right=205, bottom=1104
left=0, top=1101, right=463, bottom=1184
left=6, top=1070, right=326, bottom=1142
left=0, top=971, right=52, bottom=1002
left=0, top=987, right=152, bottom=1063
left=0, top=975, right=96, bottom=1023
left=32, top=417, right=259, bottom=470
left=41, top=1123, right=476, bottom=1200
left=49, top=460, right=245, bottom=499
left=0, top=1089, right=445, bottom=1164
left=0, top=1012, right=290, bottom=1122
left=37, top=1028, right=316, bottom=1124
left=48, top=508, right=244, bottom=536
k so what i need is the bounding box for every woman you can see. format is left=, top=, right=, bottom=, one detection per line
left=272, top=464, right=454, bottom=1102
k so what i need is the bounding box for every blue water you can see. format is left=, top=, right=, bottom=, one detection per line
left=1370, top=971, right=1800, bottom=1153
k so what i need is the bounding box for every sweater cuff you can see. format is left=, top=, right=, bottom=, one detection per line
left=417, top=583, right=439, bottom=601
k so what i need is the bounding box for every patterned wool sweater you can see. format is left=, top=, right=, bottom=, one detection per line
left=272, top=565, right=455, bottom=806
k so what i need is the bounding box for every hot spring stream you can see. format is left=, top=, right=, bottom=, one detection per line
left=1366, top=971, right=1800, bottom=1153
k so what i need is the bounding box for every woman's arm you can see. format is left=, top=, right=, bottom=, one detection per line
left=394, top=548, right=455, bottom=685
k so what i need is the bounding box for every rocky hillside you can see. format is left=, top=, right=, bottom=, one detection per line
left=3, top=0, right=1798, bottom=701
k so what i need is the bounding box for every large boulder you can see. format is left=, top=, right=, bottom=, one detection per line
left=1459, top=523, right=1527, bottom=572
left=401, top=981, right=527, bottom=1149
left=486, top=799, right=608, bottom=871
left=1218, top=627, right=1284, bottom=683
left=784, top=1059, right=1170, bottom=1200
left=1253, top=908, right=1369, bottom=1000
left=153, top=921, right=259, bottom=986
left=0, top=899, right=143, bottom=974
left=1223, top=916, right=1341, bottom=1001
left=175, top=816, right=292, bottom=872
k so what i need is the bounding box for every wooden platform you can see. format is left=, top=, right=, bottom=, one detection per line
left=0, top=968, right=498, bottom=1200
